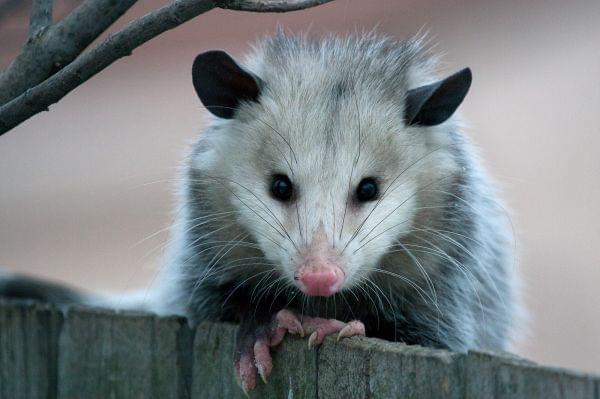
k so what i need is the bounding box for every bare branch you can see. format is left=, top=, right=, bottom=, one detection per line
left=218, top=0, right=334, bottom=12
left=0, top=0, right=215, bottom=135
left=0, top=0, right=335, bottom=136
left=29, top=0, right=54, bottom=37
left=0, top=0, right=138, bottom=106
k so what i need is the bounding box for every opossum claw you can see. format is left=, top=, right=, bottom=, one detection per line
left=308, top=331, right=318, bottom=349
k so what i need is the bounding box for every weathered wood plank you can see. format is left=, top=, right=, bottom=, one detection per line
left=1, top=301, right=600, bottom=399
left=191, top=322, right=318, bottom=398
left=0, top=300, right=62, bottom=399
left=464, top=350, right=537, bottom=398
left=496, top=362, right=597, bottom=399
left=318, top=336, right=464, bottom=399
left=57, top=307, right=192, bottom=399
left=252, top=335, right=317, bottom=398
left=190, top=322, right=240, bottom=398
left=465, top=349, right=597, bottom=398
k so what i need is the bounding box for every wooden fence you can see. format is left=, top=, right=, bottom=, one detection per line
left=0, top=300, right=598, bottom=398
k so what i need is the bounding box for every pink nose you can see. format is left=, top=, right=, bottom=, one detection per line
left=298, top=270, right=344, bottom=297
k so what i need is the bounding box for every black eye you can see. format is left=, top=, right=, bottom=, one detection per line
left=271, top=174, right=293, bottom=201
left=356, top=178, right=378, bottom=202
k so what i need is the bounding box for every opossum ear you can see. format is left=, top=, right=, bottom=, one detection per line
left=192, top=50, right=261, bottom=119
left=404, top=68, right=472, bottom=126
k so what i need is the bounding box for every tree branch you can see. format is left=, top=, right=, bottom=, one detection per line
left=0, top=0, right=335, bottom=136
left=0, top=0, right=138, bottom=106
left=218, top=0, right=334, bottom=12
left=28, top=0, right=54, bottom=37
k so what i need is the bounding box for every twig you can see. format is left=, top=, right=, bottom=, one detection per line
left=218, top=0, right=334, bottom=12
left=29, top=0, right=54, bottom=37
left=0, top=0, right=138, bottom=106
left=0, top=0, right=335, bottom=136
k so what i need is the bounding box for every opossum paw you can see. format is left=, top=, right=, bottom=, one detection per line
left=235, top=309, right=305, bottom=393
left=301, top=317, right=365, bottom=348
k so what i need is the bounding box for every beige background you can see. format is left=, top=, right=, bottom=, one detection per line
left=1, top=0, right=599, bottom=373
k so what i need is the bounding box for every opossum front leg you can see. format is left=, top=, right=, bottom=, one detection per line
left=234, top=309, right=365, bottom=393
left=235, top=309, right=304, bottom=394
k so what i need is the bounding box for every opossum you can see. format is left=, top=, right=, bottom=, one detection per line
left=1, top=33, right=520, bottom=393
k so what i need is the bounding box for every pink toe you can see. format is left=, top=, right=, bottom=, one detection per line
left=303, top=317, right=345, bottom=335
left=236, top=352, right=257, bottom=394
left=254, top=338, right=272, bottom=383
left=338, top=320, right=366, bottom=339
left=302, top=317, right=348, bottom=347
left=275, top=309, right=304, bottom=335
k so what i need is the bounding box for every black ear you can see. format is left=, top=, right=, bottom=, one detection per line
left=192, top=50, right=261, bottom=119
left=404, top=68, right=472, bottom=126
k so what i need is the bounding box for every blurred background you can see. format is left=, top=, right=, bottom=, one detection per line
left=1, top=0, right=599, bottom=373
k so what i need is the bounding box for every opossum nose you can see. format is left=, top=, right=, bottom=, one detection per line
left=297, top=268, right=344, bottom=297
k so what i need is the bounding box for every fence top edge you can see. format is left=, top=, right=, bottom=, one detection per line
left=2, top=299, right=600, bottom=381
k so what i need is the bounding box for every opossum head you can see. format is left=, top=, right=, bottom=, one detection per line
left=190, top=35, right=470, bottom=297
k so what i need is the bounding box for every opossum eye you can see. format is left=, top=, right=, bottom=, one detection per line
left=356, top=178, right=378, bottom=202
left=271, top=174, right=293, bottom=202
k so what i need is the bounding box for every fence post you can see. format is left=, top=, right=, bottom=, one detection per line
left=1, top=301, right=599, bottom=399
left=0, top=301, right=62, bottom=399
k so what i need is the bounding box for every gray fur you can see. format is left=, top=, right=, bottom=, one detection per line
left=0, top=33, right=520, bottom=352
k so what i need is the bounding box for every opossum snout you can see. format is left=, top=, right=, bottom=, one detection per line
left=294, top=224, right=345, bottom=297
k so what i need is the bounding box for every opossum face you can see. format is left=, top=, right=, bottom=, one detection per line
left=226, top=102, right=415, bottom=296
left=192, top=46, right=470, bottom=297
